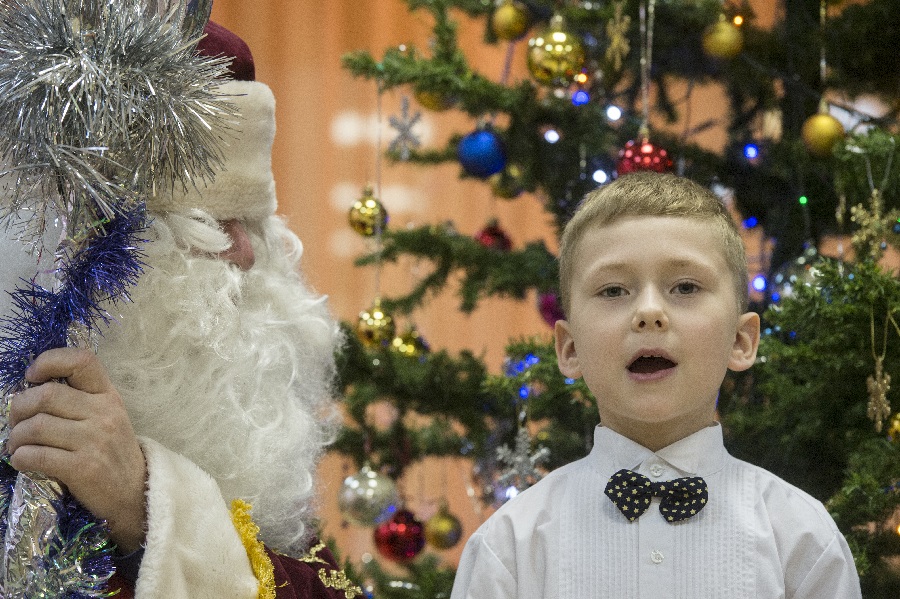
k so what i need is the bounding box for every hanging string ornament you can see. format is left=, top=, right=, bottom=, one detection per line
left=616, top=0, right=672, bottom=176
left=866, top=309, right=893, bottom=433
left=801, top=1, right=844, bottom=158
left=0, top=0, right=228, bottom=596
left=458, top=127, right=507, bottom=178
left=887, top=413, right=900, bottom=444
left=847, top=140, right=897, bottom=262
left=388, top=96, right=422, bottom=161
left=391, top=325, right=431, bottom=359
left=768, top=243, right=820, bottom=304
left=356, top=298, right=396, bottom=349
left=490, top=162, right=527, bottom=199
left=474, top=218, right=513, bottom=252
left=373, top=509, right=426, bottom=563
left=491, top=0, right=532, bottom=42
left=349, top=186, right=389, bottom=237
left=414, top=89, right=456, bottom=111
left=526, top=14, right=585, bottom=88
left=337, top=464, right=400, bottom=526
left=702, top=13, right=744, bottom=60
left=496, top=425, right=551, bottom=496
left=605, top=0, right=632, bottom=73
left=617, top=129, right=674, bottom=174
left=537, top=291, right=565, bottom=327
left=424, top=502, right=463, bottom=550
left=802, top=102, right=845, bottom=158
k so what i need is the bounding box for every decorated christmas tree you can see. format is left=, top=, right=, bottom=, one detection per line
left=327, top=1, right=900, bottom=596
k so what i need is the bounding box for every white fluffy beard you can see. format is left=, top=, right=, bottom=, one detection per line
left=97, top=211, right=342, bottom=557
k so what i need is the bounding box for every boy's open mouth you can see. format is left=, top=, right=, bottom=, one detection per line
left=628, top=355, right=677, bottom=374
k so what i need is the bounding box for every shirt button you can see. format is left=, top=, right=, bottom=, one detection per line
left=650, top=550, right=664, bottom=564
left=649, top=464, right=664, bottom=477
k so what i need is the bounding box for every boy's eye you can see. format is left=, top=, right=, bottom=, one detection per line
left=673, top=281, right=699, bottom=294
left=599, top=286, right=627, bottom=298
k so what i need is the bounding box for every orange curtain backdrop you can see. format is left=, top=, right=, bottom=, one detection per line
left=208, top=0, right=778, bottom=573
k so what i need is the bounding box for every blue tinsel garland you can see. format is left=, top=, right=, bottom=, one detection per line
left=0, top=204, right=146, bottom=596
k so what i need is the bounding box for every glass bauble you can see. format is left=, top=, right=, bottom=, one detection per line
left=537, top=292, right=565, bottom=327
left=526, top=14, right=585, bottom=87
left=490, top=163, right=527, bottom=199
left=474, top=219, right=513, bottom=252
left=702, top=17, right=743, bottom=59
left=356, top=298, right=396, bottom=349
left=424, top=504, right=463, bottom=550
left=769, top=245, right=821, bottom=304
left=616, top=137, right=673, bottom=175
left=373, top=509, right=426, bottom=562
left=337, top=464, right=400, bottom=526
left=491, top=0, right=531, bottom=41
left=348, top=186, right=388, bottom=237
left=391, top=326, right=430, bottom=358
left=458, top=129, right=507, bottom=178
left=801, top=112, right=845, bottom=158
left=414, top=89, right=456, bottom=112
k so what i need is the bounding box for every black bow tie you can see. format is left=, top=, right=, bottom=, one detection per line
left=604, top=469, right=708, bottom=523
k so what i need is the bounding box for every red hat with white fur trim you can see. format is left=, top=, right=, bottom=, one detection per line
left=149, top=21, right=277, bottom=221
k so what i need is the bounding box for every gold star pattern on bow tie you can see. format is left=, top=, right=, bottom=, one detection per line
left=604, top=469, right=709, bottom=523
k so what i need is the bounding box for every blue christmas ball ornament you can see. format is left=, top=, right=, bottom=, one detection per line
left=458, top=129, right=507, bottom=178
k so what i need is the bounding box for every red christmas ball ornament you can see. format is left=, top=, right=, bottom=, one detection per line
left=474, top=219, right=513, bottom=252
left=373, top=509, right=426, bottom=562
left=537, top=292, right=565, bottom=327
left=616, top=137, right=673, bottom=175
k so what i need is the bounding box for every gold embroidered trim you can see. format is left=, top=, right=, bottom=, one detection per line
left=230, top=499, right=277, bottom=599
left=300, top=541, right=363, bottom=598
left=298, top=541, right=329, bottom=566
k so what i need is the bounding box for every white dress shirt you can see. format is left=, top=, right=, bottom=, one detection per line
left=450, top=424, right=861, bottom=599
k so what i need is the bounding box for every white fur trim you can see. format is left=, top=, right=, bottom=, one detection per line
left=135, top=436, right=258, bottom=599
left=149, top=80, right=278, bottom=221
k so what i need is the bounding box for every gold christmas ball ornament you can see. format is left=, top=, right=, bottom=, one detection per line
left=348, top=186, right=388, bottom=236
left=887, top=413, right=900, bottom=443
left=424, top=504, right=463, bottom=550
left=356, top=298, right=396, bottom=349
left=414, top=89, right=456, bottom=112
left=702, top=16, right=743, bottom=60
left=490, top=162, right=527, bottom=199
left=391, top=326, right=430, bottom=358
left=801, top=111, right=845, bottom=158
left=491, top=0, right=531, bottom=42
left=527, top=14, right=585, bottom=88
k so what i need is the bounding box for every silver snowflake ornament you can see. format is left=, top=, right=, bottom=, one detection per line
left=388, top=96, right=422, bottom=161
left=496, top=427, right=551, bottom=493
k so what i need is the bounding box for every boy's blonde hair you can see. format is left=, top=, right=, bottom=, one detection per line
left=558, top=172, right=749, bottom=317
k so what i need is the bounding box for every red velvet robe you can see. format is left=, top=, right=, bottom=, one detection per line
left=107, top=538, right=363, bottom=599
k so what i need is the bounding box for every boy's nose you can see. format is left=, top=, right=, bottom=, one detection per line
left=631, top=293, right=669, bottom=331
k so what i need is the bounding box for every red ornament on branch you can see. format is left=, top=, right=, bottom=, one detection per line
left=616, top=137, right=673, bottom=175
left=474, top=219, right=513, bottom=252
left=373, top=509, right=426, bottom=562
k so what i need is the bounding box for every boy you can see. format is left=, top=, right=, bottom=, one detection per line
left=450, top=172, right=861, bottom=598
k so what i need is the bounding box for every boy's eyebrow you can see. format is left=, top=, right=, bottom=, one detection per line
left=585, top=255, right=721, bottom=274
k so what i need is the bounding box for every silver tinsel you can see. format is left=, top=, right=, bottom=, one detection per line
left=0, top=0, right=230, bottom=242
left=0, top=0, right=231, bottom=596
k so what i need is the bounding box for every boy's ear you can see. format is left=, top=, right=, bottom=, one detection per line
left=728, top=311, right=761, bottom=372
left=554, top=319, right=582, bottom=379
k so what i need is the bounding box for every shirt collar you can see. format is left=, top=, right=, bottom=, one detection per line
left=590, top=423, right=728, bottom=478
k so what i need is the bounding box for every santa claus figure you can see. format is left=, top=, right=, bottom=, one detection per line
left=0, top=21, right=358, bottom=599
